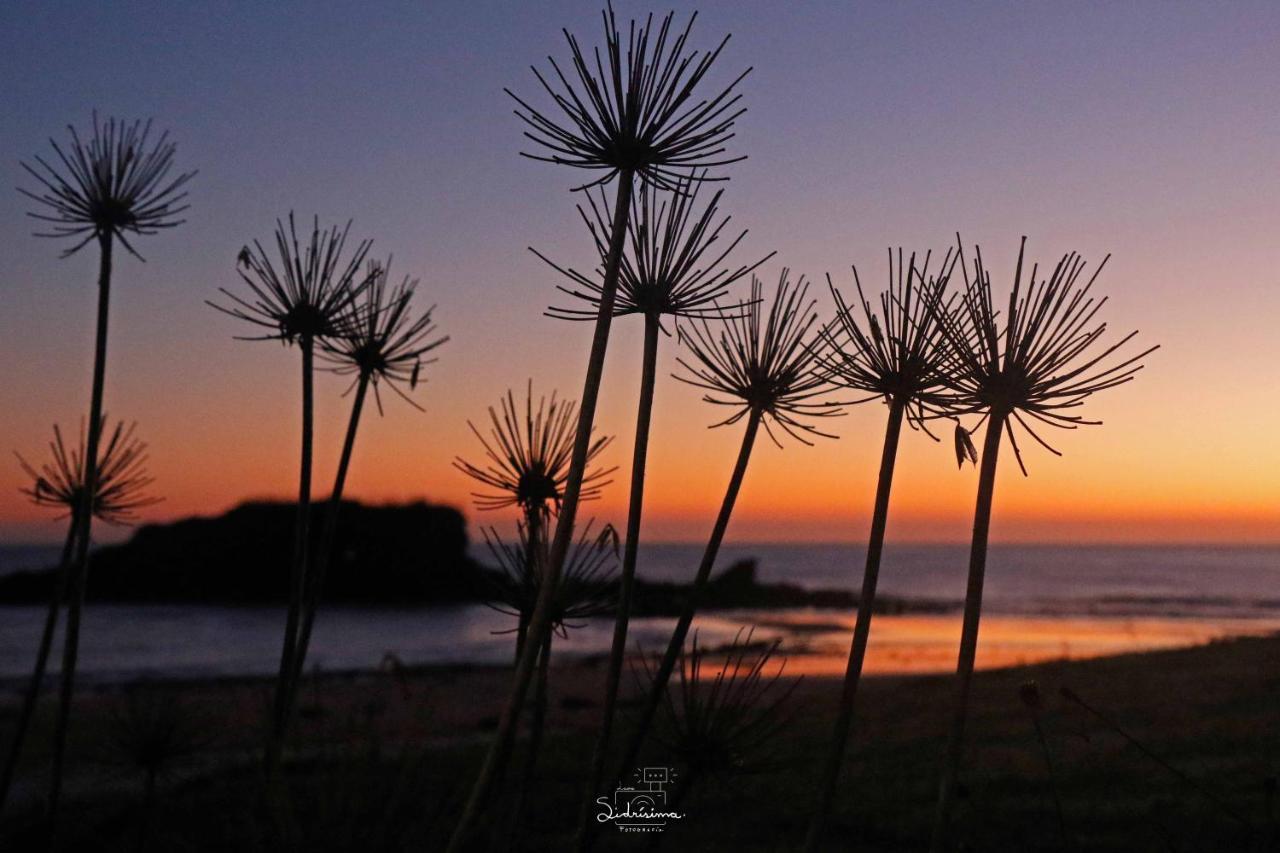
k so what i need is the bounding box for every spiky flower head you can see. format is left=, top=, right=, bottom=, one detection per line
left=649, top=628, right=798, bottom=777
left=19, top=113, right=195, bottom=259
left=816, top=247, right=965, bottom=448
left=932, top=236, right=1158, bottom=474
left=453, top=382, right=616, bottom=516
left=208, top=213, right=372, bottom=345
left=541, top=171, right=772, bottom=326
left=16, top=418, right=159, bottom=526
left=507, top=4, right=749, bottom=190
left=675, top=271, right=843, bottom=445
left=319, top=258, right=448, bottom=413
left=482, top=519, right=618, bottom=637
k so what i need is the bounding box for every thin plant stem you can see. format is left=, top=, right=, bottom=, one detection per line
left=281, top=371, right=371, bottom=734
left=268, top=334, right=316, bottom=774
left=930, top=409, right=1006, bottom=852
left=514, top=508, right=543, bottom=662
left=0, top=520, right=77, bottom=813
left=613, top=408, right=762, bottom=804
left=507, top=632, right=553, bottom=852
left=445, top=169, right=635, bottom=853
left=49, top=231, right=114, bottom=836
left=575, top=311, right=660, bottom=849
left=804, top=397, right=906, bottom=851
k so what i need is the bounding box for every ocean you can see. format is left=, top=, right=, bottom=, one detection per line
left=1, top=542, right=1277, bottom=682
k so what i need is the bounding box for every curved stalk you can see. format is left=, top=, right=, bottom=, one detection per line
left=929, top=410, right=1006, bottom=852
left=445, top=169, right=635, bottom=853
left=0, top=521, right=77, bottom=813
left=612, top=408, right=762, bottom=806
left=280, top=371, right=370, bottom=736
left=49, top=231, right=114, bottom=832
left=804, top=399, right=905, bottom=850
left=574, top=311, right=660, bottom=849
left=268, top=334, right=316, bottom=774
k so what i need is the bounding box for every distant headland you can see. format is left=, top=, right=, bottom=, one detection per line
left=0, top=501, right=947, bottom=614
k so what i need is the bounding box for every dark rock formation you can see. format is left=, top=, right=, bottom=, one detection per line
left=0, top=501, right=486, bottom=605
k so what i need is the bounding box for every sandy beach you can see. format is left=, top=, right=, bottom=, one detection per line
left=1, top=629, right=1276, bottom=851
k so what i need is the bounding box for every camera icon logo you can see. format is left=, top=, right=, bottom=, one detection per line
left=606, top=766, right=680, bottom=830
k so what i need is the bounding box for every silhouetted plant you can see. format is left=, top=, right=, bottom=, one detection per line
left=277, top=258, right=447, bottom=747
left=803, top=248, right=959, bottom=850
left=15, top=419, right=158, bottom=525
left=647, top=629, right=798, bottom=822
left=449, top=7, right=750, bottom=845
left=454, top=383, right=615, bottom=656
left=926, top=238, right=1157, bottom=851
left=102, top=689, right=212, bottom=853
left=208, top=213, right=372, bottom=773
left=454, top=383, right=615, bottom=519
left=541, top=171, right=771, bottom=838
left=608, top=272, right=839, bottom=824
left=1, top=419, right=157, bottom=814
left=18, top=114, right=192, bottom=828
left=483, top=521, right=618, bottom=849
left=482, top=519, right=618, bottom=641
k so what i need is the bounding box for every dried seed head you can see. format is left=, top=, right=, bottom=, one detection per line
left=932, top=236, right=1158, bottom=475
left=19, top=113, right=194, bottom=259
left=319, top=259, right=448, bottom=414
left=482, top=519, right=618, bottom=636
left=454, top=382, right=616, bottom=516
left=208, top=213, right=372, bottom=347
left=816, top=247, right=962, bottom=436
left=16, top=418, right=159, bottom=526
left=541, top=171, right=772, bottom=325
left=507, top=4, right=750, bottom=190
left=675, top=271, right=843, bottom=446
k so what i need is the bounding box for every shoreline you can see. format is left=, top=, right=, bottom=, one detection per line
left=2, top=631, right=1277, bottom=850
left=2, top=607, right=1275, bottom=688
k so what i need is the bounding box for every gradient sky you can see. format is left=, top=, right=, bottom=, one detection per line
left=1, top=1, right=1278, bottom=545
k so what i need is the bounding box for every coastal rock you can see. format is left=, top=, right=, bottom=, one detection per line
left=0, top=501, right=485, bottom=605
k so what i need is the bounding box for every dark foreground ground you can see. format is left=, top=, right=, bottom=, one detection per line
left=1, top=631, right=1277, bottom=851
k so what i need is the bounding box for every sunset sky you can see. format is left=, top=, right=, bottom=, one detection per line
left=1, top=1, right=1278, bottom=545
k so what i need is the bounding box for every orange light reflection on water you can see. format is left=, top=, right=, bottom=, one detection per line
left=689, top=613, right=1280, bottom=678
